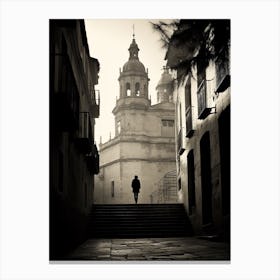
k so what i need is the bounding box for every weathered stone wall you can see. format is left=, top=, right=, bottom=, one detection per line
left=175, top=61, right=230, bottom=235
left=50, top=20, right=99, bottom=259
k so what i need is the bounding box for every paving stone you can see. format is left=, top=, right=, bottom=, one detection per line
left=127, top=256, right=147, bottom=260
left=111, top=246, right=129, bottom=251
left=67, top=237, right=230, bottom=261
left=111, top=249, right=142, bottom=256
left=93, top=247, right=111, bottom=254
left=169, top=254, right=196, bottom=260
left=146, top=255, right=174, bottom=260
left=96, top=255, right=111, bottom=260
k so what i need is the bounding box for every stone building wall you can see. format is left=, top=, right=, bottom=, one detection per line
left=94, top=103, right=176, bottom=204
left=174, top=59, right=230, bottom=236
left=50, top=20, right=100, bottom=259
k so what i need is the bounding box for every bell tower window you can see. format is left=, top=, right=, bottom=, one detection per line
left=161, top=119, right=174, bottom=137
left=135, top=82, right=140, bottom=96
left=117, top=121, right=121, bottom=135
left=126, top=83, right=131, bottom=96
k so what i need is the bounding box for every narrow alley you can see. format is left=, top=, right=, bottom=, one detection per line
left=49, top=19, right=231, bottom=262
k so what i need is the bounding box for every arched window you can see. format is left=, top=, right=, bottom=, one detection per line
left=126, top=83, right=131, bottom=96
left=135, top=82, right=140, bottom=96
left=117, top=120, right=121, bottom=135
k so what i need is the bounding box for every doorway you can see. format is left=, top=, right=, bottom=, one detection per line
left=187, top=150, right=196, bottom=215
left=218, top=106, right=230, bottom=216
left=200, top=132, right=212, bottom=225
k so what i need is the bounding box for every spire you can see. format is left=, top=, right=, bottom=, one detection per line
left=128, top=25, right=139, bottom=60
left=133, top=24, right=135, bottom=39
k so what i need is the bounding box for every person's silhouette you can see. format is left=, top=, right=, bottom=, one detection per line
left=131, top=175, right=141, bottom=204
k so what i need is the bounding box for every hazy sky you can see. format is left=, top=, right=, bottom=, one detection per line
left=85, top=19, right=171, bottom=145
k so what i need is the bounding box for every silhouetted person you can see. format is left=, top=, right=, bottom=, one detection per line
left=131, top=175, right=141, bottom=204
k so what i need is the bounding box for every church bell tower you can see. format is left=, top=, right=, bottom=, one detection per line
left=113, top=33, right=150, bottom=136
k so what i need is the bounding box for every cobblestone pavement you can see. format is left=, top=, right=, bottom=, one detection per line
left=65, top=237, right=230, bottom=261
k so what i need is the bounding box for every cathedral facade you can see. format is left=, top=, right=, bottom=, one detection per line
left=94, top=35, right=176, bottom=204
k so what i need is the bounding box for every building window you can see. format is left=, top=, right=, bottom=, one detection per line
left=197, top=59, right=211, bottom=119
left=215, top=48, right=230, bottom=93
left=178, top=177, right=182, bottom=191
left=162, top=120, right=174, bottom=127
left=177, top=103, right=185, bottom=155
left=126, top=83, right=131, bottom=96
left=111, top=181, right=115, bottom=198
left=135, top=82, right=140, bottom=96
left=185, top=78, right=194, bottom=137
left=161, top=119, right=174, bottom=137
left=117, top=121, right=121, bottom=135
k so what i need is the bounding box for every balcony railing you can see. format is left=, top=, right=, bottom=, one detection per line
left=88, top=57, right=100, bottom=85
left=197, top=80, right=211, bottom=119
left=215, top=51, right=230, bottom=93
left=88, top=84, right=100, bottom=118
left=75, top=112, right=93, bottom=154
left=150, top=170, right=178, bottom=204
left=185, top=107, right=194, bottom=138
left=177, top=129, right=185, bottom=155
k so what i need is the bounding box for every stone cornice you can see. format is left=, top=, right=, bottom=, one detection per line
left=100, top=135, right=175, bottom=151
left=100, top=157, right=176, bottom=168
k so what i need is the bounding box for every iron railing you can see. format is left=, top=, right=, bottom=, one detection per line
left=76, top=112, right=93, bottom=154
left=150, top=170, right=178, bottom=203
left=88, top=84, right=100, bottom=118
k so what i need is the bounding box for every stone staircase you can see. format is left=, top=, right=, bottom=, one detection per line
left=88, top=204, right=193, bottom=238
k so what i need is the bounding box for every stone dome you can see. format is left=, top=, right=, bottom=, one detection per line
left=156, top=67, right=173, bottom=89
left=123, top=59, right=146, bottom=73
left=121, top=36, right=146, bottom=74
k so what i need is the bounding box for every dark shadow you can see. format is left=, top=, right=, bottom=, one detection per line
left=200, top=131, right=213, bottom=225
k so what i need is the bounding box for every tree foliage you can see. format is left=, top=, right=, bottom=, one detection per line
left=151, top=19, right=230, bottom=83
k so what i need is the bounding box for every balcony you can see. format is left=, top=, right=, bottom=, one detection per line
left=215, top=49, right=230, bottom=93
left=88, top=57, right=100, bottom=85
left=75, top=112, right=93, bottom=154
left=185, top=107, right=194, bottom=138
left=177, top=129, right=185, bottom=155
left=88, top=85, right=100, bottom=118
left=86, top=144, right=100, bottom=175
left=197, top=80, right=211, bottom=119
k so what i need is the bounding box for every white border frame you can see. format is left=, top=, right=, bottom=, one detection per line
left=1, top=0, right=279, bottom=279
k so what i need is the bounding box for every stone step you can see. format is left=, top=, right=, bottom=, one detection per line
left=91, top=205, right=184, bottom=209
left=88, top=203, right=193, bottom=238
